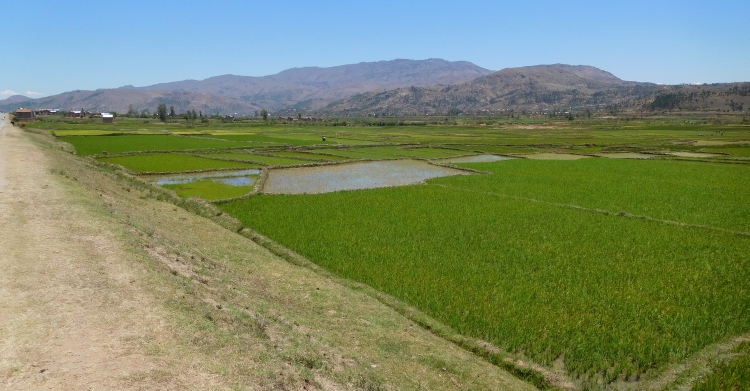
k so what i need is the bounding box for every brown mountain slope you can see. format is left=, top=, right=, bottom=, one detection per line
left=0, top=95, right=33, bottom=106
left=319, top=64, right=750, bottom=116
left=319, top=64, right=667, bottom=115
left=0, top=89, right=261, bottom=116
left=133, top=58, right=494, bottom=110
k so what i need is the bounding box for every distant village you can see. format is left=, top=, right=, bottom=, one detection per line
left=13, top=108, right=115, bottom=123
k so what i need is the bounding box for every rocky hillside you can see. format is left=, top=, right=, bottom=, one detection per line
left=0, top=89, right=261, bottom=116
left=318, top=64, right=665, bottom=115
left=130, top=58, right=493, bottom=110
left=0, top=95, right=33, bottom=106
left=1, top=59, right=492, bottom=115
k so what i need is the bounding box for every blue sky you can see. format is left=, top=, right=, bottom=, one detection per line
left=2, top=0, right=748, bottom=98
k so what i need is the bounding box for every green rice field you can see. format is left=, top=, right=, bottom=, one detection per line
left=46, top=115, right=750, bottom=389
left=61, top=134, right=249, bottom=156
left=219, top=157, right=750, bottom=382
left=200, top=153, right=311, bottom=166
left=99, top=153, right=258, bottom=173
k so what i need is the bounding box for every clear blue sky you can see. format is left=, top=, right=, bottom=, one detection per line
left=2, top=0, right=748, bottom=99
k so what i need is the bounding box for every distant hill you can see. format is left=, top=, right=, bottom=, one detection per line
left=0, top=89, right=261, bottom=116
left=5, top=61, right=747, bottom=116
left=319, top=64, right=750, bottom=115
left=319, top=64, right=658, bottom=115
left=132, top=58, right=494, bottom=111
left=0, top=95, right=33, bottom=106
left=0, top=59, right=492, bottom=115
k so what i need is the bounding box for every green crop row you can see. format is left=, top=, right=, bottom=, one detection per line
left=439, top=159, right=750, bottom=232
left=200, top=153, right=311, bottom=166
left=61, top=135, right=250, bottom=156
left=219, top=165, right=750, bottom=382
left=98, top=153, right=258, bottom=173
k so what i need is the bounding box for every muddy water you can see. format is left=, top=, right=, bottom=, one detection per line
left=596, top=153, right=655, bottom=159
left=519, top=153, right=590, bottom=160
left=147, top=169, right=260, bottom=186
left=263, top=160, right=469, bottom=194
left=438, top=154, right=515, bottom=163
left=666, top=152, right=719, bottom=158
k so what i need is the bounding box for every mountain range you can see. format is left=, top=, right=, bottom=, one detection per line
left=2, top=60, right=748, bottom=116
left=0, top=59, right=492, bottom=115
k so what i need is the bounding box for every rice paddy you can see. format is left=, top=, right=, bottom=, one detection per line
left=262, top=160, right=469, bottom=194
left=46, top=116, right=750, bottom=389
left=221, top=160, right=750, bottom=382
left=99, top=153, right=259, bottom=173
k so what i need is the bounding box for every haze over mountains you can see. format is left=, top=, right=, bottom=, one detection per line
left=2, top=59, right=748, bottom=116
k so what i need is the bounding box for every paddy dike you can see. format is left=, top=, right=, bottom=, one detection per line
left=262, top=159, right=470, bottom=194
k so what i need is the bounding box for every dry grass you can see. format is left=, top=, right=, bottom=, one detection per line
left=21, top=129, right=537, bottom=390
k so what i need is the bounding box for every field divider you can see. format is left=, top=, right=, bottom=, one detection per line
left=432, top=184, right=750, bottom=238
left=236, top=227, right=575, bottom=391
left=631, top=331, right=750, bottom=391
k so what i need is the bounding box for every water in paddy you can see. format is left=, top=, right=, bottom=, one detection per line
left=263, top=160, right=469, bottom=194
left=666, top=151, right=719, bottom=158
left=596, top=152, right=655, bottom=159
left=149, top=169, right=260, bottom=186
left=438, top=154, right=515, bottom=163
left=519, top=153, right=590, bottom=160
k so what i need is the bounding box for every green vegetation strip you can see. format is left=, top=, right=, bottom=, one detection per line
left=201, top=153, right=310, bottom=166
left=61, top=134, right=250, bottom=156
left=219, top=172, right=750, bottom=382
left=443, top=159, right=750, bottom=232
left=98, top=153, right=258, bottom=173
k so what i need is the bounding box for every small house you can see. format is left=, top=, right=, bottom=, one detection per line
left=102, top=113, right=114, bottom=123
left=15, top=108, right=34, bottom=120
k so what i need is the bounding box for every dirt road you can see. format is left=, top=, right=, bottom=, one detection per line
left=0, top=117, right=169, bottom=389
left=0, top=116, right=539, bottom=391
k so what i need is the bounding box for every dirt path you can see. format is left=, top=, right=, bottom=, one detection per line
left=0, top=116, right=540, bottom=390
left=0, top=117, right=171, bottom=389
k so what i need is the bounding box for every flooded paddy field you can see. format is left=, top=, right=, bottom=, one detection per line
left=262, top=160, right=470, bottom=194
left=516, top=152, right=590, bottom=160
left=595, top=152, right=656, bottom=159
left=437, top=154, right=515, bottom=163
left=665, top=151, right=720, bottom=158
left=147, top=169, right=260, bottom=200
left=147, top=169, right=260, bottom=186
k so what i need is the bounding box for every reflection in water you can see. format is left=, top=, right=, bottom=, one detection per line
left=150, top=169, right=260, bottom=186
left=263, top=160, right=469, bottom=194
left=439, top=154, right=514, bottom=163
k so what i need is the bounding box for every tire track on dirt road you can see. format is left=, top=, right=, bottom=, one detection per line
left=0, top=117, right=177, bottom=389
